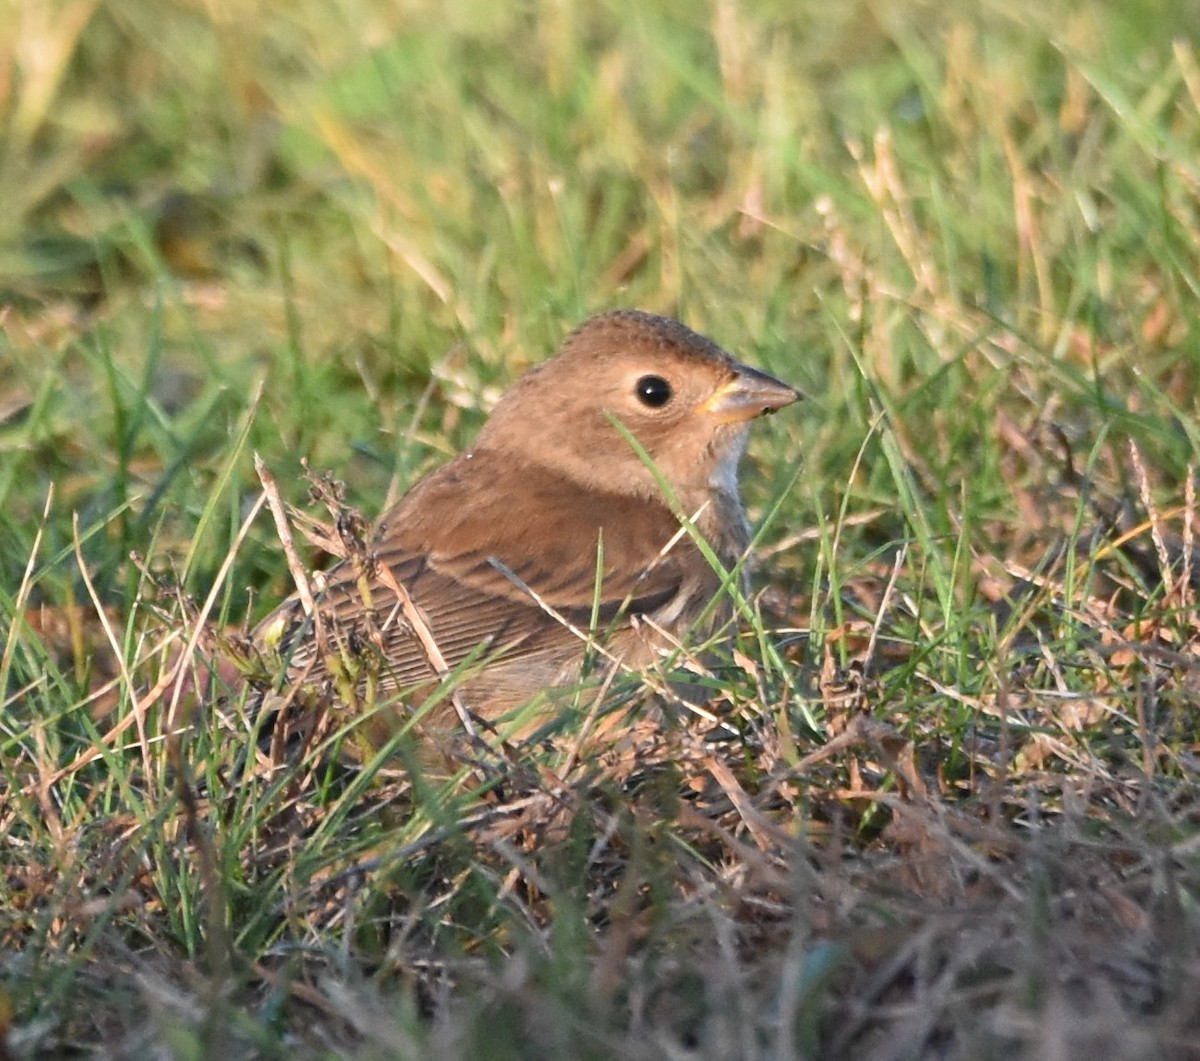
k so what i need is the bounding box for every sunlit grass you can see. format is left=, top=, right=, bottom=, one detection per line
left=3, top=0, right=1200, bottom=1055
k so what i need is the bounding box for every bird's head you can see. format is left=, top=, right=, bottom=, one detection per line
left=476, top=310, right=801, bottom=506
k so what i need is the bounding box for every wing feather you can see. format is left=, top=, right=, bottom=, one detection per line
left=259, top=450, right=701, bottom=704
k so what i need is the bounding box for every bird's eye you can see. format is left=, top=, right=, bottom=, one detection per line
left=635, top=375, right=673, bottom=408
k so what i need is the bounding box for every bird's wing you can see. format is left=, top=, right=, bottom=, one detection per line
left=259, top=454, right=701, bottom=697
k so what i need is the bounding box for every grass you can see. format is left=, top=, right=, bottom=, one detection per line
left=3, top=0, right=1200, bottom=1055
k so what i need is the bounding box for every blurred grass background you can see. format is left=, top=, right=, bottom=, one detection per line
left=3, top=0, right=1200, bottom=1055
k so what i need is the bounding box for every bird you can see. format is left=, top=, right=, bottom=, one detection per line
left=252, top=309, right=800, bottom=761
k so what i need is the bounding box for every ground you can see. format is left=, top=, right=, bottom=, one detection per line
left=2, top=1, right=1200, bottom=1056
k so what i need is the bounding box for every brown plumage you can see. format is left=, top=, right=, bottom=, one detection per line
left=255, top=310, right=799, bottom=753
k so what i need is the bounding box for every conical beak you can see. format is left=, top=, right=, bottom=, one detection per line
left=700, top=365, right=802, bottom=424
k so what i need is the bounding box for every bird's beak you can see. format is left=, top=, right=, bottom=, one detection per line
left=700, top=366, right=802, bottom=424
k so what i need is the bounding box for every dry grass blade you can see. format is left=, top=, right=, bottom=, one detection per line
left=6, top=2, right=1200, bottom=1057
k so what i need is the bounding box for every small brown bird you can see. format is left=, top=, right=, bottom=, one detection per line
left=256, top=310, right=799, bottom=755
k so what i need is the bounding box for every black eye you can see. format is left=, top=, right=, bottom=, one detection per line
left=635, top=375, right=673, bottom=408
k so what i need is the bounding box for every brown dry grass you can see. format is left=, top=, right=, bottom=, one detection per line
left=4, top=0, right=1200, bottom=1057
